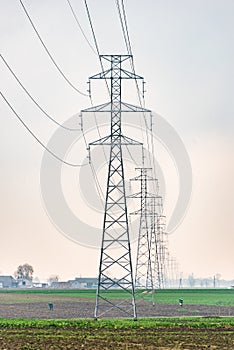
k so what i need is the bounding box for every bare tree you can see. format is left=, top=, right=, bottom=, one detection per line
left=47, top=275, right=59, bottom=286
left=14, top=263, right=34, bottom=281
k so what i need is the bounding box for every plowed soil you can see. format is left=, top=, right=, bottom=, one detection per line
left=0, top=326, right=233, bottom=350
left=0, top=294, right=233, bottom=349
left=0, top=293, right=233, bottom=318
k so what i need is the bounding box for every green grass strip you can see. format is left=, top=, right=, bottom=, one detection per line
left=0, top=317, right=233, bottom=329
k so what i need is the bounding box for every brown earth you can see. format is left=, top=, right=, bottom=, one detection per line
left=0, top=294, right=233, bottom=318
left=0, top=295, right=233, bottom=349
left=0, top=324, right=233, bottom=350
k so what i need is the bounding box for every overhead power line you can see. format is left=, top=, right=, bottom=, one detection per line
left=83, top=0, right=101, bottom=57
left=70, top=0, right=109, bottom=152
left=19, top=0, right=88, bottom=97
left=66, top=0, right=97, bottom=55
left=116, top=0, right=157, bottom=194
left=1, top=91, right=87, bottom=167
left=115, top=0, right=144, bottom=105
left=84, top=0, right=110, bottom=97
left=82, top=0, right=110, bottom=165
left=0, top=54, right=80, bottom=131
left=115, top=0, right=130, bottom=54
left=120, top=0, right=133, bottom=55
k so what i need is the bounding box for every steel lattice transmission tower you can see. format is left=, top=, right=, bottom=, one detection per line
left=150, top=198, right=165, bottom=289
left=82, top=55, right=150, bottom=319
left=130, top=168, right=158, bottom=304
left=130, top=167, right=168, bottom=298
left=130, top=168, right=154, bottom=290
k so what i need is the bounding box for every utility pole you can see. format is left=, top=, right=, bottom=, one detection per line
left=82, top=55, right=150, bottom=319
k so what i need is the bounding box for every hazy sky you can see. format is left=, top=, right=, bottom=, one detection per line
left=1, top=0, right=234, bottom=281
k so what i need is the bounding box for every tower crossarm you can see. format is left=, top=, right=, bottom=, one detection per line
left=81, top=101, right=151, bottom=114
left=89, top=135, right=143, bottom=147
left=89, top=55, right=144, bottom=81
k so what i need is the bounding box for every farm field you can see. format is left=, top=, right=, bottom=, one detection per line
left=0, top=317, right=233, bottom=350
left=0, top=290, right=233, bottom=348
left=0, top=289, right=233, bottom=319
left=0, top=288, right=233, bottom=305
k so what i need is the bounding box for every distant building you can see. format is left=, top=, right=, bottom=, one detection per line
left=33, top=282, right=48, bottom=288
left=17, top=278, right=33, bottom=288
left=50, top=281, right=72, bottom=289
left=69, top=277, right=98, bottom=289
left=0, top=276, right=18, bottom=288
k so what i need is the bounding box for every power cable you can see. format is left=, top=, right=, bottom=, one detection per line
left=115, top=0, right=130, bottom=54
left=120, top=0, right=145, bottom=102
left=64, top=0, right=109, bottom=170
left=117, top=0, right=158, bottom=194
left=120, top=0, right=132, bottom=55
left=84, top=0, right=110, bottom=97
left=82, top=127, right=125, bottom=238
left=122, top=1, right=156, bottom=175
left=125, top=144, right=141, bottom=166
left=113, top=0, right=140, bottom=166
left=83, top=0, right=101, bottom=58
left=1, top=91, right=88, bottom=167
left=77, top=0, right=110, bottom=206
left=66, top=0, right=97, bottom=55
left=80, top=109, right=105, bottom=203
left=0, top=54, right=80, bottom=131
left=19, top=0, right=88, bottom=97
left=83, top=0, right=111, bottom=168
left=90, top=161, right=105, bottom=205
left=116, top=1, right=150, bottom=152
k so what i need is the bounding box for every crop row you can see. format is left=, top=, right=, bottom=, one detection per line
left=0, top=317, right=233, bottom=329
